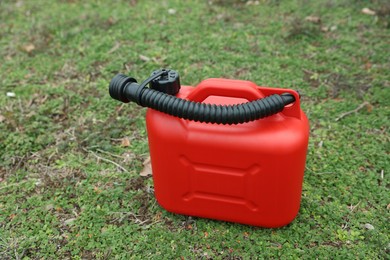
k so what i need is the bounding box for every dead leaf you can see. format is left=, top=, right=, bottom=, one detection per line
left=246, top=1, right=259, bottom=5
left=321, top=25, right=337, bottom=32
left=22, top=43, right=35, bottom=53
left=107, top=17, right=116, bottom=26
left=168, top=8, right=176, bottom=15
left=122, top=151, right=135, bottom=163
left=121, top=137, right=131, bottom=147
left=64, top=218, right=76, bottom=225
left=216, top=14, right=224, bottom=20
left=45, top=204, right=54, bottom=211
left=364, top=223, right=374, bottom=230
left=305, top=16, right=321, bottom=24
left=362, top=8, right=376, bottom=16
left=139, top=54, right=151, bottom=62
left=93, top=186, right=102, bottom=194
left=24, top=73, right=33, bottom=79
left=366, top=103, right=373, bottom=113
left=0, top=115, right=5, bottom=123
left=140, top=156, right=152, bottom=176
left=153, top=211, right=162, bottom=221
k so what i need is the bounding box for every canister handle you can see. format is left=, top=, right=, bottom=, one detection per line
left=187, top=78, right=302, bottom=119
left=187, top=78, right=263, bottom=102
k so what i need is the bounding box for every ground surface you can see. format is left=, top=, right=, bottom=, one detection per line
left=0, top=0, right=389, bottom=259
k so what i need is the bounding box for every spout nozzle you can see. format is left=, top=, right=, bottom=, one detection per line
left=281, top=92, right=297, bottom=105
left=109, top=74, right=138, bottom=103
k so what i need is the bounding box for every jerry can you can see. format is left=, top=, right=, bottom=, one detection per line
left=109, top=69, right=309, bottom=228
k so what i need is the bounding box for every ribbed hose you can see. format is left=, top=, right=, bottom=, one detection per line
left=140, top=88, right=291, bottom=124
left=109, top=74, right=296, bottom=125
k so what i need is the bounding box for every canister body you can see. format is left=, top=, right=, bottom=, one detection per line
left=146, top=79, right=309, bottom=227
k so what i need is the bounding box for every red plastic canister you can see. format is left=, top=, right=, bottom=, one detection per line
left=146, top=78, right=309, bottom=227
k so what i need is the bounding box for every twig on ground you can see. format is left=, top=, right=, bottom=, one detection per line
left=342, top=222, right=349, bottom=230
left=96, top=148, right=125, bottom=159
left=302, top=68, right=316, bottom=75
left=107, top=42, right=121, bottom=54
left=110, top=138, right=124, bottom=141
left=348, top=201, right=361, bottom=212
left=82, top=148, right=128, bottom=173
left=108, top=211, right=154, bottom=226
left=12, top=156, right=26, bottom=173
left=335, top=101, right=369, bottom=121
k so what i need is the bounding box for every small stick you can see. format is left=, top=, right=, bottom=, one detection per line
left=108, top=42, right=121, bottom=54
left=302, top=68, right=316, bottom=75
left=110, top=138, right=124, bottom=141
left=335, top=102, right=369, bottom=121
left=348, top=201, right=361, bottom=212
left=96, top=149, right=125, bottom=159
left=83, top=148, right=128, bottom=173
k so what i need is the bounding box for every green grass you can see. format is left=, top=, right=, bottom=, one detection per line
left=0, top=0, right=389, bottom=258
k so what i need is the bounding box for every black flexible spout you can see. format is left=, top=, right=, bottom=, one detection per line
left=109, top=74, right=296, bottom=125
